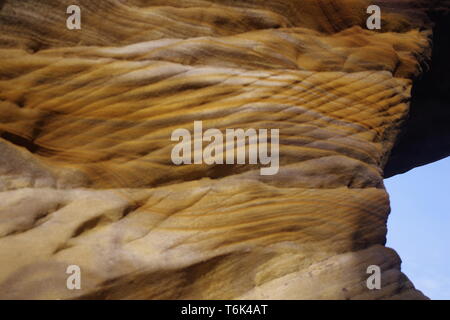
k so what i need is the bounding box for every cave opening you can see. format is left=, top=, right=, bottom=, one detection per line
left=385, top=156, right=450, bottom=299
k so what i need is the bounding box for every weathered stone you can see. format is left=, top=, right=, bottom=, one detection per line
left=0, top=0, right=448, bottom=299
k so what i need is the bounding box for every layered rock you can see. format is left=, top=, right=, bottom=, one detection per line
left=0, top=0, right=448, bottom=299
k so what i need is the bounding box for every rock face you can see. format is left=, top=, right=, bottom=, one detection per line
left=0, top=0, right=448, bottom=299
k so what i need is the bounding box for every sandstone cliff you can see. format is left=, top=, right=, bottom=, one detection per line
left=0, top=0, right=448, bottom=299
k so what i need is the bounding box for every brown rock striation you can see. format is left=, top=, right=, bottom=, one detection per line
left=0, top=0, right=448, bottom=299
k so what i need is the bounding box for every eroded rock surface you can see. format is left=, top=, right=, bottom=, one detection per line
left=0, top=0, right=448, bottom=299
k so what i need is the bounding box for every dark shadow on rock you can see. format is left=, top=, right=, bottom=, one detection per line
left=384, top=6, right=450, bottom=178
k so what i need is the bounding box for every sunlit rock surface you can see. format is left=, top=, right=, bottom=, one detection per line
left=0, top=0, right=448, bottom=299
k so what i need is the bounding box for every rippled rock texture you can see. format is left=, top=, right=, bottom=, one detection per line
left=0, top=0, right=448, bottom=299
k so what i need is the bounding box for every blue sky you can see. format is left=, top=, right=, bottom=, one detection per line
left=385, top=157, right=450, bottom=300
